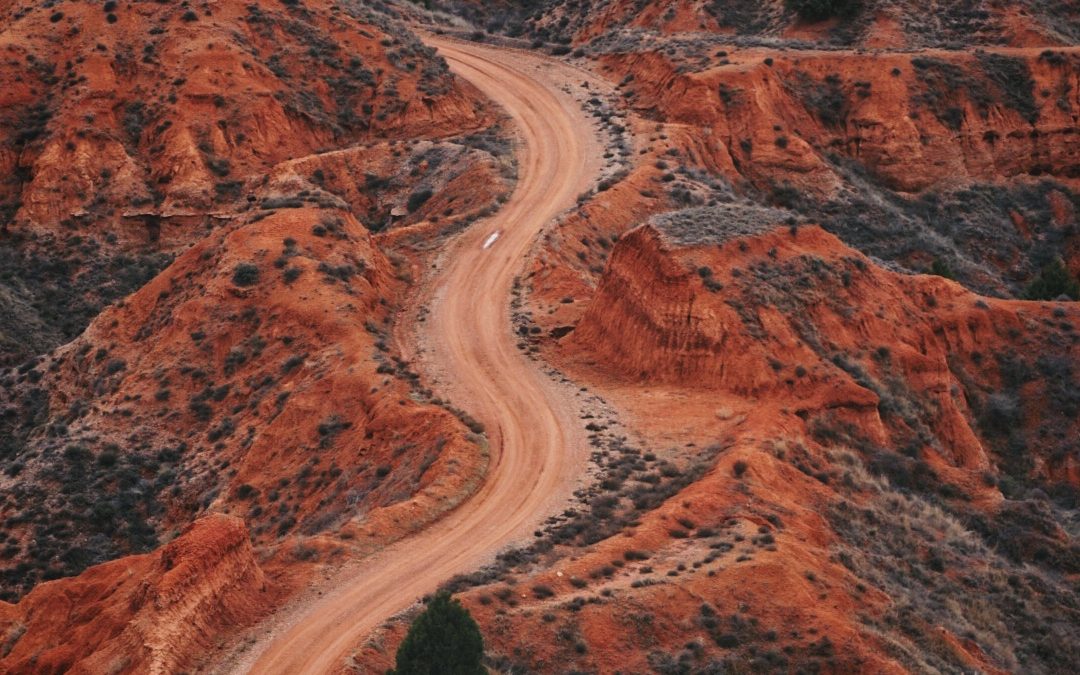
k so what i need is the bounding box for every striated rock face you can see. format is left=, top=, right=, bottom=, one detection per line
left=0, top=514, right=275, bottom=674
left=568, top=217, right=1078, bottom=485
left=526, top=43, right=1080, bottom=300
left=599, top=48, right=1080, bottom=195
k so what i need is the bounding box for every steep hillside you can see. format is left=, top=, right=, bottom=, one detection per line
left=0, top=515, right=277, bottom=674
left=0, top=198, right=492, bottom=601
left=441, top=1, right=1080, bottom=299
left=473, top=0, right=1080, bottom=48
left=3, top=1, right=1079, bottom=672
left=0, top=1, right=517, bottom=669
left=568, top=213, right=1078, bottom=490
left=0, top=0, right=495, bottom=365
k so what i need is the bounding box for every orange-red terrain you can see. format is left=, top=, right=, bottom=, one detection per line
left=2, top=0, right=1080, bottom=674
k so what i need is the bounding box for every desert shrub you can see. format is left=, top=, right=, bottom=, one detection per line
left=317, top=414, right=350, bottom=448
left=1024, top=258, right=1079, bottom=300
left=232, top=263, right=260, bottom=287
left=978, top=53, right=1038, bottom=123
left=121, top=102, right=146, bottom=146
left=930, top=258, right=954, bottom=279
left=406, top=188, right=433, bottom=213
left=281, top=354, right=305, bottom=373
left=788, top=72, right=848, bottom=127
left=979, top=392, right=1022, bottom=437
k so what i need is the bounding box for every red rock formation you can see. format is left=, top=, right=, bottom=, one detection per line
left=566, top=219, right=1077, bottom=486
left=0, top=202, right=487, bottom=600
left=599, top=48, right=1080, bottom=194
left=0, top=514, right=277, bottom=674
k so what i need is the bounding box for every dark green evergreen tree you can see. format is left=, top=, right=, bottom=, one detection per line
left=391, top=592, right=485, bottom=675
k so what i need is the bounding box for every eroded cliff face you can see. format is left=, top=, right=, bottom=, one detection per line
left=529, top=43, right=1080, bottom=300
left=568, top=220, right=1078, bottom=487
left=598, top=47, right=1080, bottom=195
left=0, top=514, right=276, bottom=674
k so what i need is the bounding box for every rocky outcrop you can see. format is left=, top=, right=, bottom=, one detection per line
left=600, top=48, right=1080, bottom=193
left=465, top=212, right=1079, bottom=674
left=0, top=515, right=274, bottom=674
left=566, top=218, right=1078, bottom=485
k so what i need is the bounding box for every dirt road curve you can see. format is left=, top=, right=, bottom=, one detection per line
left=231, top=38, right=601, bottom=674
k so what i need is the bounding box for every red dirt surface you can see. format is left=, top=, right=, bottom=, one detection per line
left=219, top=35, right=603, bottom=675
left=3, top=1, right=1080, bottom=673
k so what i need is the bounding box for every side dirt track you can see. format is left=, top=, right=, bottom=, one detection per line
left=226, top=37, right=603, bottom=675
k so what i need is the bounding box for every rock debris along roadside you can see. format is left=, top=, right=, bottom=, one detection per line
left=224, top=36, right=603, bottom=675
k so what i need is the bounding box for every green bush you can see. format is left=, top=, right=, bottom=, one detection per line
left=406, top=188, right=434, bottom=213
left=232, top=262, right=260, bottom=287
left=391, top=592, right=484, bottom=675
left=930, top=258, right=954, bottom=279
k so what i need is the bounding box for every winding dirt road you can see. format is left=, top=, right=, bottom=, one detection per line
left=230, top=37, right=602, bottom=674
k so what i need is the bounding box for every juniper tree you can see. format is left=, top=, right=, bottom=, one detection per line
left=391, top=592, right=484, bottom=675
